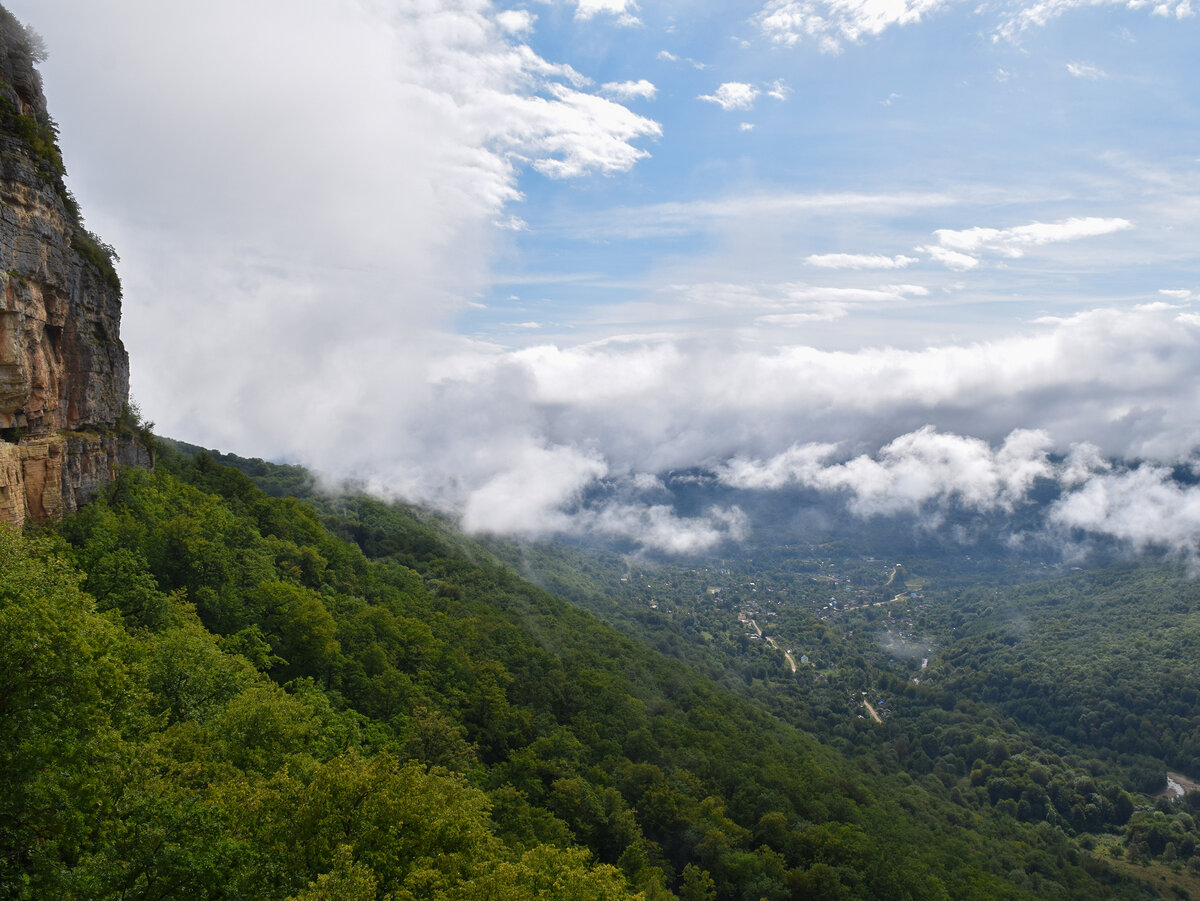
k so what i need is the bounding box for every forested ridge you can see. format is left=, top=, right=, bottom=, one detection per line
left=0, top=443, right=1189, bottom=899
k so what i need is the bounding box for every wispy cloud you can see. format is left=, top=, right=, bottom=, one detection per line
left=754, top=0, right=1196, bottom=50
left=766, top=78, right=792, bottom=100
left=921, top=216, right=1133, bottom=269
left=569, top=190, right=958, bottom=239
left=996, top=0, right=1195, bottom=41
left=806, top=253, right=919, bottom=269
left=1066, top=61, right=1107, bottom=79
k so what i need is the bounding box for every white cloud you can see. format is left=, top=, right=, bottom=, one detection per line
left=570, top=189, right=957, bottom=240
left=426, top=305, right=1200, bottom=512
left=766, top=78, right=792, bottom=100
left=758, top=308, right=849, bottom=324
left=656, top=49, right=679, bottom=61
left=997, top=0, right=1195, bottom=40
left=510, top=83, right=662, bottom=178
left=739, top=122, right=756, bottom=131
left=922, top=216, right=1133, bottom=268
left=755, top=0, right=954, bottom=52
left=720, top=427, right=1054, bottom=516
left=721, top=422, right=1200, bottom=558
left=1050, top=464, right=1200, bottom=558
left=572, top=0, right=641, bottom=24
left=806, top=253, right=919, bottom=269
left=919, top=245, right=980, bottom=270
left=462, top=443, right=606, bottom=535
left=581, top=502, right=749, bottom=554
left=1159, top=288, right=1195, bottom=300
left=1066, top=61, right=1106, bottom=79
left=601, top=79, right=657, bottom=100
left=670, top=280, right=929, bottom=321
left=496, top=9, right=536, bottom=33
left=699, top=82, right=761, bottom=110
left=754, top=0, right=1197, bottom=48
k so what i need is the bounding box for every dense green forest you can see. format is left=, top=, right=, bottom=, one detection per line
left=2, top=443, right=1197, bottom=899
left=485, top=523, right=1200, bottom=898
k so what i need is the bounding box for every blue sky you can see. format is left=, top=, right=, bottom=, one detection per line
left=465, top=0, right=1200, bottom=346
left=11, top=0, right=1200, bottom=553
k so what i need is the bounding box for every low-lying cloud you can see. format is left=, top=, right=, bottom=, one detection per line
left=720, top=427, right=1054, bottom=517
left=310, top=302, right=1200, bottom=557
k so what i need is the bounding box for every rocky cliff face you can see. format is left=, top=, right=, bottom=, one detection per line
left=0, top=8, right=147, bottom=527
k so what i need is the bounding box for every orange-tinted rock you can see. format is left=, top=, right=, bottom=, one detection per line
left=0, top=10, right=146, bottom=525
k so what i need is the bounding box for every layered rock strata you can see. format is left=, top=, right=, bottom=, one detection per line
left=0, top=9, right=147, bottom=527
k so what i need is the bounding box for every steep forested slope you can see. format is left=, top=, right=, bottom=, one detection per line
left=3, top=444, right=1184, bottom=898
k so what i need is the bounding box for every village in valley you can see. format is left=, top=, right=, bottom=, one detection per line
left=612, top=548, right=943, bottom=725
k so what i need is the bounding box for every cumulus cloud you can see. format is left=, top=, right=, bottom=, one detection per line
left=920, top=216, right=1133, bottom=269
left=601, top=79, right=656, bottom=100
left=699, top=82, right=761, bottom=110
left=512, top=83, right=662, bottom=178
left=1050, top=464, right=1200, bottom=558
left=717, top=426, right=1200, bottom=559
left=720, top=427, right=1054, bottom=516
left=806, top=253, right=919, bottom=269
left=755, top=0, right=954, bottom=52
left=496, top=9, right=536, bottom=33
left=572, top=0, right=642, bottom=25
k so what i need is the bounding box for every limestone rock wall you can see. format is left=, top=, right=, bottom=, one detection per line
left=0, top=8, right=146, bottom=527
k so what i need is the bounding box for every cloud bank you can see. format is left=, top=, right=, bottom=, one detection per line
left=350, top=302, right=1200, bottom=555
